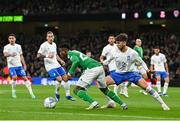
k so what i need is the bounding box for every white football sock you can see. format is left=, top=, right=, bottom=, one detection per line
left=24, top=80, right=34, bottom=95
left=156, top=81, right=161, bottom=93
left=63, top=81, right=70, bottom=96
left=55, top=81, right=61, bottom=95
left=163, top=82, right=169, bottom=94
left=11, top=80, right=16, bottom=95
left=146, top=86, right=165, bottom=105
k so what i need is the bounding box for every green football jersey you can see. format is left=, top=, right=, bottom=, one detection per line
left=134, top=45, right=143, bottom=59
left=68, top=50, right=102, bottom=74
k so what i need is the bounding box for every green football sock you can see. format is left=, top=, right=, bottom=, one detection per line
left=107, top=90, right=124, bottom=105
left=75, top=90, right=94, bottom=104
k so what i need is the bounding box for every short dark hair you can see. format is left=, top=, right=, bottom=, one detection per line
left=108, top=34, right=114, bottom=37
left=8, top=33, right=16, bottom=38
left=115, top=33, right=128, bottom=42
left=154, top=46, right=160, bottom=49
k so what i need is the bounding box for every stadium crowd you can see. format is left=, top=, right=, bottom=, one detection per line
left=0, top=0, right=179, bottom=15
left=0, top=30, right=179, bottom=79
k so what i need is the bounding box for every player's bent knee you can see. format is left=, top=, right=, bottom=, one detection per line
left=73, top=86, right=85, bottom=95
left=12, top=76, right=17, bottom=80
left=105, top=76, right=114, bottom=86
left=99, top=87, right=109, bottom=95
left=62, top=75, right=68, bottom=82
left=56, top=76, right=62, bottom=82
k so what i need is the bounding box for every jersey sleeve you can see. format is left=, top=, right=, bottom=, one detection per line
left=163, top=54, right=167, bottom=63
left=19, top=45, right=23, bottom=54
left=38, top=44, right=45, bottom=55
left=102, top=49, right=114, bottom=65
left=150, top=56, right=155, bottom=65
left=3, top=46, right=8, bottom=53
left=101, top=47, right=107, bottom=56
left=68, top=55, right=80, bottom=75
left=54, top=43, right=57, bottom=54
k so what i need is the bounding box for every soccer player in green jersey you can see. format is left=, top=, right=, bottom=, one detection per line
left=134, top=39, right=149, bottom=95
left=60, top=48, right=128, bottom=110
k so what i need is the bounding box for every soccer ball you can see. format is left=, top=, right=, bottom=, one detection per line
left=44, top=97, right=57, bottom=109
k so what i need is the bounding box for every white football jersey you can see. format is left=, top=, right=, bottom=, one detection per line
left=109, top=46, right=148, bottom=73
left=101, top=44, right=116, bottom=71
left=3, top=43, right=23, bottom=68
left=38, top=41, right=61, bottom=71
left=151, top=53, right=166, bottom=71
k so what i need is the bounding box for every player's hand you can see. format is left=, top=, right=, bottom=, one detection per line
left=60, top=60, right=65, bottom=66
left=11, top=52, right=17, bottom=57
left=47, top=53, right=54, bottom=58
left=146, top=69, right=150, bottom=73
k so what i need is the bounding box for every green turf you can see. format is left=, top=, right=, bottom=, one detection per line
left=0, top=85, right=180, bottom=120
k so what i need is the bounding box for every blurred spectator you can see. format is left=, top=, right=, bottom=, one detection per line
left=0, top=30, right=179, bottom=80
left=0, top=0, right=179, bottom=15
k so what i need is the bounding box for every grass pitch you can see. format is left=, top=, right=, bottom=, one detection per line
left=0, top=85, right=180, bottom=120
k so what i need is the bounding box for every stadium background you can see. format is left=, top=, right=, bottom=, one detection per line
left=0, top=0, right=179, bottom=85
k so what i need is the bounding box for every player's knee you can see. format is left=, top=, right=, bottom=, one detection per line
left=12, top=76, right=17, bottom=80
left=73, top=86, right=85, bottom=95
left=99, top=87, right=109, bottom=95
left=146, top=85, right=152, bottom=92
left=164, top=77, right=170, bottom=83
left=56, top=76, right=62, bottom=82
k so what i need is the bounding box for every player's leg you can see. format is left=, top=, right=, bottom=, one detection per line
left=22, top=76, right=36, bottom=99
left=139, top=72, right=148, bottom=95
left=162, top=72, right=170, bottom=96
left=9, top=67, right=17, bottom=98
left=74, top=79, right=98, bottom=109
left=54, top=76, right=62, bottom=101
left=136, top=77, right=170, bottom=110
left=73, top=69, right=98, bottom=109
left=57, top=67, right=75, bottom=101
left=62, top=74, right=75, bottom=101
left=17, top=66, right=35, bottom=98
left=155, top=72, right=162, bottom=95
left=120, top=82, right=128, bottom=98
left=99, top=75, right=127, bottom=109
left=48, top=68, right=62, bottom=101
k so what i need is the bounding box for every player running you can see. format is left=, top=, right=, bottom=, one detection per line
left=150, top=46, right=170, bottom=96
left=59, top=48, right=128, bottom=110
left=3, top=33, right=36, bottom=99
left=104, top=33, right=170, bottom=110
left=37, top=31, right=75, bottom=101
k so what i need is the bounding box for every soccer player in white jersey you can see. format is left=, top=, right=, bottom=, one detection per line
left=100, top=35, right=122, bottom=95
left=150, top=46, right=170, bottom=96
left=37, top=31, right=75, bottom=101
left=3, top=34, right=35, bottom=99
left=104, top=33, right=170, bottom=110
left=100, top=35, right=125, bottom=108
